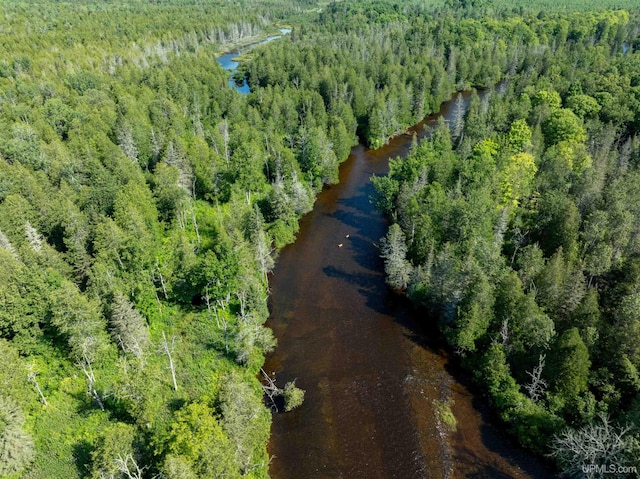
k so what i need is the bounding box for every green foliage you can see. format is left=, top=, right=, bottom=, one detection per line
left=532, top=90, right=562, bottom=110
left=433, top=399, right=457, bottom=432
left=370, top=4, right=640, bottom=467
left=283, top=381, right=306, bottom=412
left=505, top=119, right=533, bottom=151
left=499, top=152, right=537, bottom=207
left=89, top=422, right=138, bottom=479
left=2, top=0, right=640, bottom=476
left=548, top=328, right=591, bottom=399
left=0, top=1, right=335, bottom=476
left=566, top=94, right=601, bottom=119
left=162, top=454, right=197, bottom=479
left=0, top=395, right=34, bottom=477
left=220, top=374, right=271, bottom=475
left=542, top=109, right=587, bottom=146
left=165, top=401, right=239, bottom=478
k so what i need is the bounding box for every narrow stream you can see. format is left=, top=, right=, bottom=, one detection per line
left=264, top=91, right=555, bottom=478
left=217, top=28, right=291, bottom=94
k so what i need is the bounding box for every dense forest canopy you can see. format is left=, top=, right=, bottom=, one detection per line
left=0, top=1, right=335, bottom=478
left=248, top=0, right=640, bottom=475
left=362, top=2, right=640, bottom=476
left=1, top=0, right=640, bottom=477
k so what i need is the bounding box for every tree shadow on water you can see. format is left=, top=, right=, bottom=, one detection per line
left=448, top=393, right=557, bottom=479
left=322, top=264, right=389, bottom=312
left=372, top=295, right=557, bottom=478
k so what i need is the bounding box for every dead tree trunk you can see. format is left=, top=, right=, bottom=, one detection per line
left=27, top=366, right=47, bottom=406
left=260, top=368, right=281, bottom=412
left=80, top=354, right=104, bottom=411
left=161, top=330, right=178, bottom=391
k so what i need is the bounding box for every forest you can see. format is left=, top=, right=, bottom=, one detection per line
left=0, top=1, right=334, bottom=478
left=246, top=0, right=640, bottom=476
left=362, top=3, right=640, bottom=477
left=1, top=0, right=640, bottom=478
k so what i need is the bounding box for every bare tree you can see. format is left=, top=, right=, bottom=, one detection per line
left=150, top=127, right=162, bottom=163
left=524, top=354, right=547, bottom=402
left=290, top=170, right=314, bottom=214
left=452, top=92, right=465, bottom=145
left=216, top=294, right=231, bottom=354
left=500, top=317, right=510, bottom=346
left=117, top=123, right=139, bottom=163
left=152, top=258, right=168, bottom=299
left=161, top=330, right=178, bottom=391
left=510, top=227, right=529, bottom=266
left=113, top=454, right=147, bottom=479
left=220, top=373, right=269, bottom=474
left=235, top=306, right=275, bottom=365
left=164, top=141, right=193, bottom=197
left=260, top=368, right=280, bottom=412
left=79, top=344, right=104, bottom=411
left=27, top=365, right=47, bottom=406
left=493, top=207, right=509, bottom=249
left=218, top=119, right=230, bottom=169
left=550, top=415, right=637, bottom=479
left=190, top=201, right=201, bottom=246
left=247, top=208, right=274, bottom=284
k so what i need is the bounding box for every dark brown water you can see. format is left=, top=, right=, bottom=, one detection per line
left=265, top=92, right=555, bottom=479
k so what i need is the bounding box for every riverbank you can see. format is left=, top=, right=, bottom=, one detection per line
left=215, top=26, right=292, bottom=60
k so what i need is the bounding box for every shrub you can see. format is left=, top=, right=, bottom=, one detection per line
left=283, top=381, right=305, bottom=412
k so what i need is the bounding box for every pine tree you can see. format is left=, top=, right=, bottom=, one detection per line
left=0, top=395, right=34, bottom=477
left=109, top=293, right=150, bottom=364
left=380, top=223, right=412, bottom=290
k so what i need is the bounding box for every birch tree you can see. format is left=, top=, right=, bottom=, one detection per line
left=161, top=330, right=178, bottom=391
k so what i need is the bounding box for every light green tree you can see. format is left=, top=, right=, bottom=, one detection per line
left=380, top=223, right=412, bottom=290
left=0, top=395, right=34, bottom=477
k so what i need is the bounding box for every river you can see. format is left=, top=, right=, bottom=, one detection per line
left=214, top=37, right=553, bottom=478
left=263, top=90, right=555, bottom=478
left=218, top=28, right=291, bottom=94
